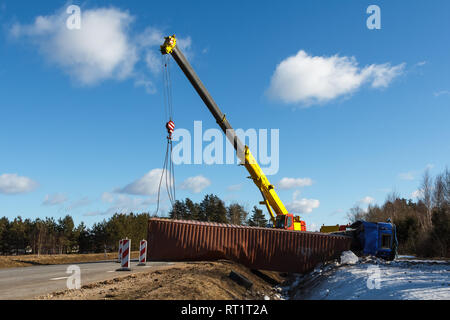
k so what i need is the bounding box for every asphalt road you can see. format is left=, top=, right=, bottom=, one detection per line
left=0, top=260, right=175, bottom=300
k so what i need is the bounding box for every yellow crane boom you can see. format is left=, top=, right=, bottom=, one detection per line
left=161, top=35, right=305, bottom=231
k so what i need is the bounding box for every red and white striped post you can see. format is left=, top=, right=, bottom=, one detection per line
left=138, top=240, right=147, bottom=266
left=117, top=239, right=123, bottom=263
left=116, top=238, right=131, bottom=271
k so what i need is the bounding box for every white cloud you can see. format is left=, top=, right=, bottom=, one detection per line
left=292, top=190, right=302, bottom=200
left=362, top=63, right=405, bottom=88
left=358, top=196, right=375, bottom=205
left=118, top=169, right=168, bottom=196
left=180, top=175, right=211, bottom=193
left=434, top=90, right=450, bottom=97
left=83, top=211, right=103, bottom=217
left=278, top=177, right=313, bottom=190
left=227, top=184, right=242, bottom=192
left=398, top=165, right=433, bottom=181
left=286, top=190, right=320, bottom=214
left=331, top=209, right=344, bottom=216
left=411, top=189, right=423, bottom=199
left=0, top=173, right=38, bottom=194
left=398, top=172, right=415, bottom=181
left=66, top=196, right=93, bottom=211
left=11, top=8, right=194, bottom=93
left=178, top=36, right=192, bottom=54
left=268, top=50, right=405, bottom=105
left=134, top=77, right=156, bottom=94
left=11, top=7, right=138, bottom=85
left=135, top=27, right=164, bottom=76
left=114, top=194, right=155, bottom=208
left=286, top=198, right=320, bottom=214
left=145, top=50, right=161, bottom=74
left=135, top=27, right=164, bottom=48
left=415, top=61, right=427, bottom=67
left=101, top=192, right=115, bottom=203
left=94, top=168, right=171, bottom=216
left=42, top=193, right=67, bottom=206
left=85, top=193, right=155, bottom=217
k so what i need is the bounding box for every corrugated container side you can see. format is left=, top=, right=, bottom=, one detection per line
left=147, top=218, right=352, bottom=274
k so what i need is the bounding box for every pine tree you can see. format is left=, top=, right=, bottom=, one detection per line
left=169, top=200, right=188, bottom=220
left=200, top=194, right=228, bottom=223
left=248, top=206, right=268, bottom=227
left=0, top=217, right=9, bottom=255
left=185, top=198, right=201, bottom=221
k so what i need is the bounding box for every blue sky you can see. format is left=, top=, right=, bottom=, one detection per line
left=0, top=0, right=449, bottom=230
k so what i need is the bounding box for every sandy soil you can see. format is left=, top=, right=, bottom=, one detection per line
left=0, top=252, right=139, bottom=269
left=37, top=260, right=288, bottom=300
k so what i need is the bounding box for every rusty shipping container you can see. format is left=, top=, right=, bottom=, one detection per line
left=147, top=218, right=352, bottom=273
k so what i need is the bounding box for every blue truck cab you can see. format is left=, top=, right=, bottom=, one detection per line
left=350, top=221, right=398, bottom=261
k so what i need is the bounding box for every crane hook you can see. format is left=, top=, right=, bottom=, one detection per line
left=166, top=120, right=175, bottom=140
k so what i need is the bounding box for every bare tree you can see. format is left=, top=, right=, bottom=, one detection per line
left=420, top=169, right=433, bottom=229
left=433, top=173, right=446, bottom=209
left=444, top=167, right=450, bottom=205
left=347, top=205, right=367, bottom=223
left=385, top=191, right=401, bottom=221
left=227, top=203, right=248, bottom=225
left=386, top=190, right=400, bottom=203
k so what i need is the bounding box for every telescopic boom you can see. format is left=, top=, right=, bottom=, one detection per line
left=161, top=35, right=305, bottom=230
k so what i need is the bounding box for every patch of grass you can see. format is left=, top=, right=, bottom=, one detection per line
left=0, top=252, right=140, bottom=269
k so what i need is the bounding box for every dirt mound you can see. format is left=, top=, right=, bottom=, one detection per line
left=38, top=260, right=288, bottom=300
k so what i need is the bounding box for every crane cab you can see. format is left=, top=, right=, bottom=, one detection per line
left=275, top=214, right=307, bottom=231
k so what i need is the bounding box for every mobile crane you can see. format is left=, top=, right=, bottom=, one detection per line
left=161, top=35, right=306, bottom=231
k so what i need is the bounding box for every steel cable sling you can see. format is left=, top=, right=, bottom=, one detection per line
left=155, top=54, right=176, bottom=216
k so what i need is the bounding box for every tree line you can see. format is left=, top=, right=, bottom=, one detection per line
left=0, top=213, right=150, bottom=255
left=0, top=194, right=268, bottom=256
left=168, top=194, right=268, bottom=227
left=3, top=172, right=447, bottom=258
left=347, top=168, right=450, bottom=257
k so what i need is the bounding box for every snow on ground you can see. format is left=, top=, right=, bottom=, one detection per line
left=340, top=251, right=359, bottom=265
left=287, top=255, right=450, bottom=300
